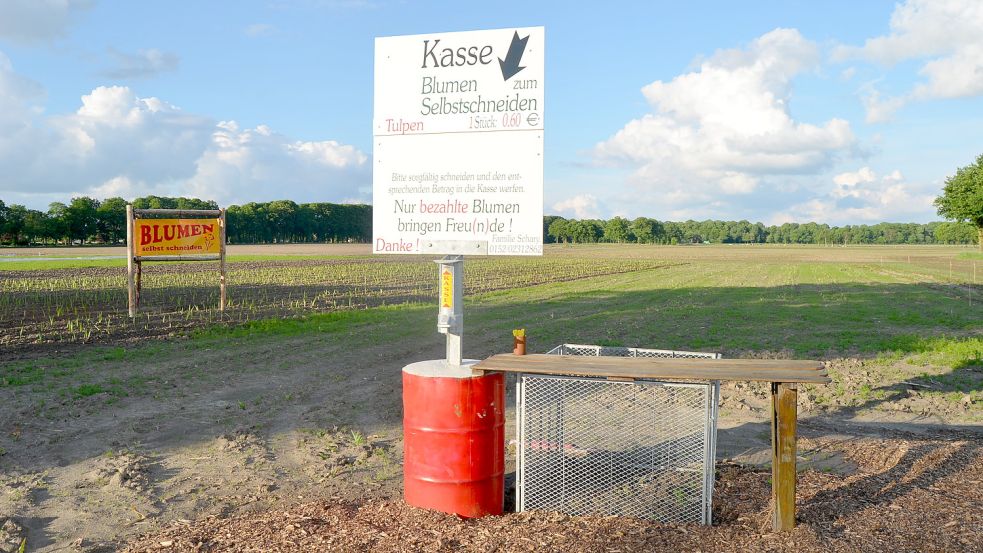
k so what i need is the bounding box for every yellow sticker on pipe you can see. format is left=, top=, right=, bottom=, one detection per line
left=440, top=268, right=453, bottom=309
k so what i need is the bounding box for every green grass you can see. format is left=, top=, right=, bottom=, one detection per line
left=0, top=258, right=126, bottom=270
left=956, top=252, right=983, bottom=260
left=875, top=336, right=983, bottom=369
left=190, top=304, right=423, bottom=340
left=0, top=302, right=432, bottom=404
left=1, top=253, right=662, bottom=353
left=468, top=261, right=979, bottom=358
left=1, top=343, right=169, bottom=389
left=3, top=248, right=980, bottom=419
left=73, top=384, right=106, bottom=398
left=5, top=260, right=978, bottom=369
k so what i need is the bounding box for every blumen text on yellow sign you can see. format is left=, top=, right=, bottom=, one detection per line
left=135, top=218, right=221, bottom=257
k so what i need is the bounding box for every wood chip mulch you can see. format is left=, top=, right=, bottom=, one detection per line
left=122, top=436, right=982, bottom=552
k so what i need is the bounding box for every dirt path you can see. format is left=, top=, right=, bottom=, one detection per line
left=1, top=322, right=980, bottom=552
left=0, top=324, right=432, bottom=552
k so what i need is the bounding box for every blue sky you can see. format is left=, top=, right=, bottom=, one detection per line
left=1, top=0, right=981, bottom=225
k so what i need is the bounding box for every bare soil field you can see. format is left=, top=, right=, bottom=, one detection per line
left=0, top=245, right=980, bottom=552
left=0, top=244, right=371, bottom=258
left=0, top=253, right=662, bottom=356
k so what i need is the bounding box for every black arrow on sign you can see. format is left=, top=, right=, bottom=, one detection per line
left=498, top=31, right=529, bottom=81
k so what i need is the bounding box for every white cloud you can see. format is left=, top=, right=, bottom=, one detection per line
left=0, top=72, right=369, bottom=207
left=43, top=86, right=214, bottom=187
left=836, top=0, right=983, bottom=120
left=0, top=0, right=92, bottom=44
left=0, top=52, right=52, bottom=188
left=781, top=167, right=936, bottom=224
left=0, top=51, right=45, bottom=129
left=833, top=0, right=982, bottom=68
left=185, top=121, right=368, bottom=206
left=90, top=175, right=139, bottom=198
left=102, top=48, right=180, bottom=79
left=914, top=43, right=983, bottom=98
left=593, top=28, right=856, bottom=207
left=832, top=167, right=877, bottom=186
left=859, top=86, right=906, bottom=123
left=552, top=194, right=602, bottom=219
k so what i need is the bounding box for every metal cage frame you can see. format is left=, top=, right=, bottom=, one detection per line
left=546, top=343, right=722, bottom=360
left=516, top=345, right=720, bottom=524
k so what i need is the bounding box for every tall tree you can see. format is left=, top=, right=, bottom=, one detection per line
left=2, top=204, right=28, bottom=244
left=22, top=209, right=48, bottom=244
left=542, top=215, right=564, bottom=244
left=547, top=217, right=571, bottom=243
left=570, top=220, right=603, bottom=243
left=603, top=216, right=632, bottom=243
left=46, top=202, right=69, bottom=244
left=96, top=197, right=128, bottom=244
left=629, top=217, right=663, bottom=244
left=0, top=200, right=7, bottom=243
left=934, top=222, right=977, bottom=245
left=266, top=200, right=300, bottom=242
left=935, top=153, right=983, bottom=250
left=174, top=197, right=219, bottom=210
left=64, top=197, right=100, bottom=244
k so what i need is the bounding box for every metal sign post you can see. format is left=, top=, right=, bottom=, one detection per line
left=435, top=255, right=464, bottom=366
left=377, top=27, right=544, bottom=518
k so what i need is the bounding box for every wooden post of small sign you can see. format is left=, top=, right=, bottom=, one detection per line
left=771, top=382, right=798, bottom=531
left=126, top=204, right=136, bottom=317
left=136, top=258, right=142, bottom=309
left=219, top=208, right=227, bottom=311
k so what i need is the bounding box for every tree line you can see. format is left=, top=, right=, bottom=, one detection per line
left=0, top=195, right=977, bottom=246
left=225, top=201, right=371, bottom=244
left=0, top=196, right=371, bottom=246
left=542, top=216, right=977, bottom=245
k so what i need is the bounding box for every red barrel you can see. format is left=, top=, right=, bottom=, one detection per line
left=403, top=360, right=505, bottom=517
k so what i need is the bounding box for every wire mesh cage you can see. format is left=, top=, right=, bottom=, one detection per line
left=516, top=345, right=720, bottom=523
left=546, top=343, right=722, bottom=360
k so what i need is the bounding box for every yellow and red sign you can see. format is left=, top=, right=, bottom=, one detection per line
left=134, top=218, right=221, bottom=257
left=440, top=267, right=454, bottom=309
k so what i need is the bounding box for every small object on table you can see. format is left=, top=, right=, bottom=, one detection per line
left=512, top=328, right=526, bottom=355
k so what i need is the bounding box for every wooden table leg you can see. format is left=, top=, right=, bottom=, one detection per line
left=771, top=382, right=797, bottom=531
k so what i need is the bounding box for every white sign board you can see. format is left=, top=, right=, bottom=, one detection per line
left=373, top=27, right=544, bottom=255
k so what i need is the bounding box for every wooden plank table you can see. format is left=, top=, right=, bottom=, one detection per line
left=474, top=353, right=830, bottom=531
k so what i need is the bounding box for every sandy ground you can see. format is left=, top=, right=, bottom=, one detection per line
left=0, top=244, right=979, bottom=551
left=1, top=320, right=980, bottom=552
